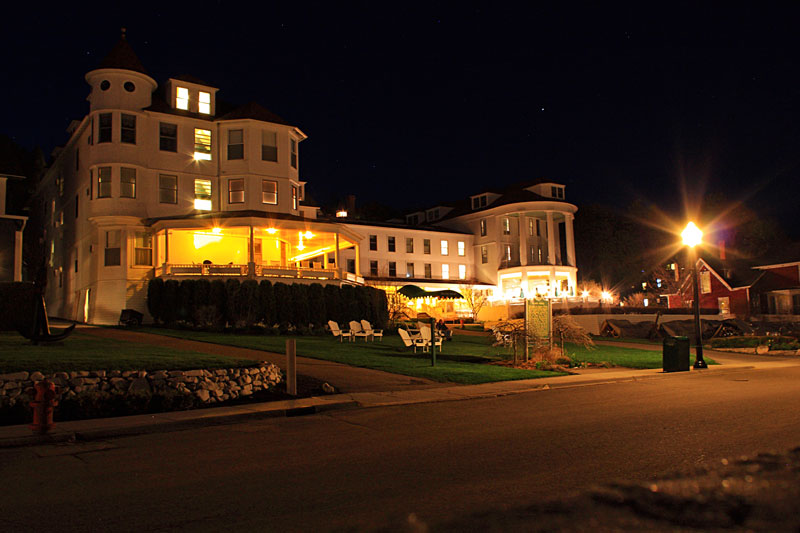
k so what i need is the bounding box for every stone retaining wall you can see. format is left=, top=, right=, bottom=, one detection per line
left=0, top=362, right=283, bottom=407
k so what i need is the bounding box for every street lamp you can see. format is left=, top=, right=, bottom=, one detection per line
left=682, top=222, right=708, bottom=369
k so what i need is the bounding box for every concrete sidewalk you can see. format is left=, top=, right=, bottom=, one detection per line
left=2, top=357, right=785, bottom=448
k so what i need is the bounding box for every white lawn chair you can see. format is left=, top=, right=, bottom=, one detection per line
left=360, top=320, right=383, bottom=341
left=419, top=326, right=443, bottom=353
left=328, top=320, right=352, bottom=342
left=398, top=328, right=426, bottom=353
left=349, top=320, right=370, bottom=342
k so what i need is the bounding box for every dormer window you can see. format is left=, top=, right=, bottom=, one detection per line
left=407, top=214, right=418, bottom=225
left=176, top=87, right=189, bottom=110
left=426, top=208, right=439, bottom=222
left=551, top=186, right=564, bottom=199
left=199, top=91, right=211, bottom=114
left=471, top=194, right=488, bottom=210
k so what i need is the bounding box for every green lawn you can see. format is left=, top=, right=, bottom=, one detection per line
left=139, top=327, right=565, bottom=384
left=0, top=332, right=254, bottom=374
left=565, top=342, right=716, bottom=369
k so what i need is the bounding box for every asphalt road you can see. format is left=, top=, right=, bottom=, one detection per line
left=3, top=365, right=800, bottom=531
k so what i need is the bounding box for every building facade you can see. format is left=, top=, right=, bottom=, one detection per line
left=39, top=36, right=579, bottom=324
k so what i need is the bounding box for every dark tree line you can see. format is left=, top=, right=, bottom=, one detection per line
left=147, top=278, right=389, bottom=331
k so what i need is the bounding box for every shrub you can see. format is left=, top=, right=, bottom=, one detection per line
left=308, top=283, right=327, bottom=326
left=209, top=280, right=227, bottom=324
left=225, top=279, right=241, bottom=326
left=239, top=280, right=259, bottom=327
left=162, top=280, right=180, bottom=325
left=178, top=279, right=196, bottom=324
left=291, top=284, right=311, bottom=327
left=147, top=278, right=164, bottom=323
left=273, top=282, right=291, bottom=324
left=324, top=284, right=343, bottom=325
left=258, top=280, right=275, bottom=326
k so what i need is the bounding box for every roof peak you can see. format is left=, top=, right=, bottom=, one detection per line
left=94, top=30, right=149, bottom=76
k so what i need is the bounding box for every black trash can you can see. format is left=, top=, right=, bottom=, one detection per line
left=662, top=336, right=690, bottom=372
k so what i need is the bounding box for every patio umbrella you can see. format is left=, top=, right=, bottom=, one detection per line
left=397, top=285, right=463, bottom=300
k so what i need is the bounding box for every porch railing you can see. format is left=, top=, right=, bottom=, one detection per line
left=161, top=263, right=343, bottom=280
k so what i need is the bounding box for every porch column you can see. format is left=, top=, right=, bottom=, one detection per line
left=519, top=213, right=528, bottom=266
left=163, top=229, right=170, bottom=276
left=546, top=211, right=556, bottom=266
left=549, top=267, right=556, bottom=298
left=334, top=233, right=341, bottom=278
left=14, top=224, right=24, bottom=281
left=323, top=251, right=328, bottom=269
left=354, top=243, right=361, bottom=277
left=565, top=213, right=575, bottom=267
left=248, top=225, right=255, bottom=277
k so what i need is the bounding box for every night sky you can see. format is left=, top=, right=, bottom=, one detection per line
left=3, top=4, right=800, bottom=235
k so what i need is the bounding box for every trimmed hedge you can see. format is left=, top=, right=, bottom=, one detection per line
left=146, top=278, right=389, bottom=330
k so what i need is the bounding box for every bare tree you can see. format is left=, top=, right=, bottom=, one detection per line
left=459, top=285, right=488, bottom=321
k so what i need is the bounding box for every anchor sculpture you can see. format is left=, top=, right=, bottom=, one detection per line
left=0, top=282, right=75, bottom=344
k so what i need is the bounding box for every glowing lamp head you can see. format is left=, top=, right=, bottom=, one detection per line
left=581, top=290, right=589, bottom=298
left=601, top=290, right=611, bottom=302
left=265, top=227, right=277, bottom=234
left=211, top=227, right=222, bottom=235
left=304, top=231, right=314, bottom=239
left=682, top=222, right=702, bottom=248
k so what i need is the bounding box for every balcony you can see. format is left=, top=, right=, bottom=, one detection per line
left=160, top=261, right=351, bottom=282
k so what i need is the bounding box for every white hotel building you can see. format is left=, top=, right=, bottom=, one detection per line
left=38, top=36, right=578, bottom=324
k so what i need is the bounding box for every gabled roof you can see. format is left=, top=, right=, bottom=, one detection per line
left=171, top=74, right=216, bottom=88
left=95, top=33, right=149, bottom=76
left=434, top=180, right=558, bottom=221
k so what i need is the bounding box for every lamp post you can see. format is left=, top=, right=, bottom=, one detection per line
left=681, top=222, right=708, bottom=369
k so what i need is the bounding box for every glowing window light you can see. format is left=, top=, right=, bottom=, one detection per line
left=601, top=290, right=612, bottom=302
left=336, top=210, right=348, bottom=218
left=265, top=227, right=277, bottom=234
left=212, top=227, right=222, bottom=235
left=194, top=199, right=212, bottom=210
left=194, top=128, right=212, bottom=160
left=176, top=87, right=189, bottom=110
left=199, top=91, right=211, bottom=114
left=304, top=231, right=314, bottom=239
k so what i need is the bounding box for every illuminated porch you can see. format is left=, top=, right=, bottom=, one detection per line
left=150, top=216, right=364, bottom=284
left=495, top=265, right=578, bottom=301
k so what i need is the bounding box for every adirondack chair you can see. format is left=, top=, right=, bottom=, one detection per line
left=360, top=320, right=383, bottom=341
left=328, top=320, right=352, bottom=342
left=419, top=325, right=443, bottom=353
left=349, top=320, right=370, bottom=341
left=398, top=328, right=426, bottom=353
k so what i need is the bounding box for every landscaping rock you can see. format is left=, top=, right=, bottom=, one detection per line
left=0, top=372, right=29, bottom=381
left=29, top=371, right=45, bottom=381
left=195, top=389, right=210, bottom=402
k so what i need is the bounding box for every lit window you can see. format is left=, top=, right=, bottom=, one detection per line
left=528, top=218, right=535, bottom=236
left=134, top=232, right=152, bottom=266
left=406, top=262, right=414, bottom=277
left=98, top=113, right=112, bottom=143
left=120, top=167, right=136, bottom=198
left=262, top=131, right=278, bottom=161
left=159, top=175, right=177, bottom=204
left=388, top=262, right=396, bottom=277
left=194, top=179, right=212, bottom=210
left=457, top=241, right=465, bottom=256
left=291, top=186, right=298, bottom=209
left=159, top=123, right=177, bottom=152
left=176, top=87, right=189, bottom=110
left=369, top=235, right=377, bottom=251
left=98, top=167, right=112, bottom=198
left=440, top=240, right=448, bottom=256
left=424, top=263, right=432, bottom=278
left=458, top=264, right=466, bottom=279
left=406, top=238, right=414, bottom=253
left=290, top=138, right=298, bottom=168
left=388, top=236, right=396, bottom=252
left=504, top=244, right=512, bottom=261
left=700, top=271, right=711, bottom=293
left=262, top=180, right=277, bottom=204
left=198, top=91, right=211, bottom=114
left=228, top=178, right=244, bottom=203
left=441, top=264, right=449, bottom=279
left=423, top=239, right=430, bottom=254
left=370, top=261, right=378, bottom=276
left=120, top=113, right=136, bottom=144
left=480, top=219, right=486, bottom=236
left=104, top=230, right=121, bottom=266
left=502, top=218, right=510, bottom=235
left=481, top=245, right=488, bottom=264
left=228, top=129, right=243, bottom=160
left=194, top=128, right=212, bottom=160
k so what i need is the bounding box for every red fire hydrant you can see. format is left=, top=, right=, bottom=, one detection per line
left=30, top=379, right=58, bottom=434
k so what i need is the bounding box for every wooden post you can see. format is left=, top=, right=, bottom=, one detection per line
left=286, top=339, right=297, bottom=395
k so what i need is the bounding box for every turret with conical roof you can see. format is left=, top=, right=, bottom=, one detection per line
left=85, top=29, right=157, bottom=112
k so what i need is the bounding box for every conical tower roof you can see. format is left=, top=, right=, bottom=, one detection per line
left=94, top=28, right=149, bottom=75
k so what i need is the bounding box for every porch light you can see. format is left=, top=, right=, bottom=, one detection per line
left=336, top=210, right=347, bottom=218
left=601, top=290, right=612, bottom=302
left=212, top=227, right=222, bottom=235
left=265, top=227, right=277, bottom=234
left=304, top=231, right=314, bottom=239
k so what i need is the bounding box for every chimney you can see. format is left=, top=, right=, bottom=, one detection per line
left=346, top=194, right=356, bottom=213
left=718, top=240, right=726, bottom=261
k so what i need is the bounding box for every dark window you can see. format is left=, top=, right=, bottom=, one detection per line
left=98, top=113, right=112, bottom=143
left=104, top=230, right=121, bottom=266
left=406, top=238, right=414, bottom=253
left=159, top=123, right=177, bottom=152
left=370, top=260, right=378, bottom=276
left=387, top=236, right=395, bottom=252
left=228, top=129, right=244, bottom=160
left=261, top=180, right=277, bottom=204
left=134, top=232, right=152, bottom=266
left=124, top=81, right=135, bottom=92
left=406, top=263, right=414, bottom=277
left=424, top=263, right=432, bottom=278
left=98, top=167, right=112, bottom=198
left=423, top=239, right=430, bottom=254
left=290, top=139, right=298, bottom=168
left=369, top=235, right=377, bottom=251
left=120, top=167, right=136, bottom=198
left=346, top=259, right=355, bottom=274
left=481, top=246, right=488, bottom=264
left=262, top=131, right=278, bottom=161
left=159, top=175, right=177, bottom=204
left=228, top=178, right=244, bottom=203
left=120, top=113, right=136, bottom=144
left=388, top=262, right=396, bottom=277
